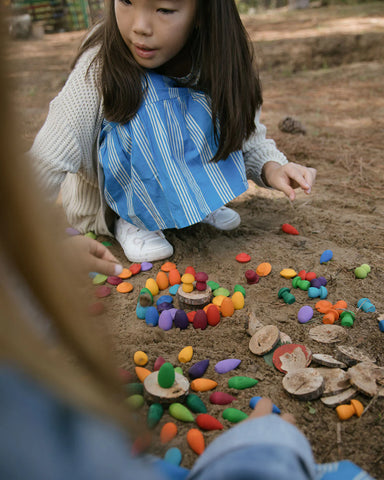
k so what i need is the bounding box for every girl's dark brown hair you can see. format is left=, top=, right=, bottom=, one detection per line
left=74, top=0, right=262, bottom=162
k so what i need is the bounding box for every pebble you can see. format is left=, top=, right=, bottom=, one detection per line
left=129, top=263, right=141, bottom=275
left=249, top=396, right=281, bottom=414
left=153, top=356, right=166, bottom=371
left=196, top=413, right=223, bottom=431
left=320, top=249, right=333, bottom=264
left=164, top=447, right=182, bottom=466
left=178, top=346, right=193, bottom=363
left=206, top=305, right=221, bottom=326
left=95, top=285, right=111, bottom=298
left=160, top=422, right=178, bottom=444
left=158, top=362, right=175, bottom=388
left=193, top=310, right=208, bottom=330
left=298, top=305, right=314, bottom=324
left=214, top=359, right=241, bottom=374
left=133, top=350, right=148, bottom=366
left=231, top=291, right=245, bottom=310
left=141, top=262, right=153, bottom=272
left=158, top=310, right=174, bottom=331
left=209, top=392, right=236, bottom=405
left=188, top=359, right=210, bottom=379
left=228, top=376, right=258, bottom=390
left=280, top=268, right=297, bottom=279
left=191, top=378, right=218, bottom=392
left=145, top=278, right=159, bottom=296
left=186, top=394, right=207, bottom=414
left=147, top=403, right=164, bottom=429
left=169, top=269, right=181, bottom=286
left=92, top=273, right=108, bottom=285
left=107, top=275, right=123, bottom=286
left=281, top=223, right=299, bottom=235
left=126, top=394, right=145, bottom=409
left=169, top=403, right=194, bottom=422
left=169, top=284, right=180, bottom=295
left=234, top=284, right=246, bottom=297
left=116, top=282, right=133, bottom=293
left=174, top=310, right=189, bottom=330
left=187, top=429, right=205, bottom=455
left=156, top=271, right=169, bottom=290
left=256, top=262, right=272, bottom=276
left=235, top=252, right=251, bottom=263
left=135, top=366, right=151, bottom=382
left=220, top=297, right=235, bottom=317
left=222, top=408, right=249, bottom=423
left=145, top=306, right=159, bottom=327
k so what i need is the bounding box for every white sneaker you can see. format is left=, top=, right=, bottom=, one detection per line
left=115, top=218, right=173, bottom=263
left=201, top=206, right=241, bottom=231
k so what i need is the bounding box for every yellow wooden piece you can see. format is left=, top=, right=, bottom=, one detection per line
left=182, top=283, right=194, bottom=293
left=178, top=346, right=193, bottom=363
left=212, top=295, right=225, bottom=307
left=280, top=268, right=297, bottom=279
left=231, top=291, right=245, bottom=310
left=133, top=350, right=148, bottom=366
left=145, top=278, right=159, bottom=296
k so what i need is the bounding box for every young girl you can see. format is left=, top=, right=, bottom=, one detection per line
left=30, top=0, right=316, bottom=263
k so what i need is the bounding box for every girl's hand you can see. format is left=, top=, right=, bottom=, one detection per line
left=262, top=161, right=317, bottom=201
left=64, top=236, right=123, bottom=276
left=248, top=397, right=296, bottom=425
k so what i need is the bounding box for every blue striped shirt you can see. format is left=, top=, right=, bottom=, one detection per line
left=99, top=71, right=248, bottom=231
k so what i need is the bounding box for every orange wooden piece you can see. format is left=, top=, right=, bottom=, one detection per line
left=118, top=268, right=132, bottom=279
left=156, top=271, right=169, bottom=290
left=187, top=311, right=196, bottom=323
left=160, top=422, right=178, bottom=444
left=256, top=262, right=272, bottom=277
left=351, top=399, right=364, bottom=417
left=322, top=309, right=340, bottom=324
left=336, top=404, right=355, bottom=421
left=315, top=300, right=333, bottom=313
left=184, top=266, right=196, bottom=278
left=161, top=261, right=177, bottom=272
left=190, top=378, right=218, bottom=392
left=168, top=268, right=181, bottom=286
left=116, top=282, right=133, bottom=293
left=220, top=297, right=235, bottom=317
left=333, top=300, right=348, bottom=312
left=206, top=305, right=221, bottom=326
left=187, top=428, right=205, bottom=455
left=135, top=366, right=152, bottom=383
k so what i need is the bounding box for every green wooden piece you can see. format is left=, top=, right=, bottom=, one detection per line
left=147, top=403, right=164, bottom=429
left=169, top=403, right=194, bottom=422
left=158, top=362, right=175, bottom=388
left=222, top=407, right=249, bottom=423
left=126, top=394, right=145, bottom=409
left=228, top=376, right=258, bottom=390
left=185, top=394, right=207, bottom=414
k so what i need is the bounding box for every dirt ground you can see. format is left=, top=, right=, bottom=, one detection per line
left=6, top=2, right=384, bottom=478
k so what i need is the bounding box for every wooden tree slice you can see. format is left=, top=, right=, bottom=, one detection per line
left=272, top=344, right=312, bottom=373
left=308, top=325, right=347, bottom=344
left=177, top=285, right=212, bottom=307
left=312, top=353, right=347, bottom=369
left=282, top=368, right=324, bottom=401
left=314, top=368, right=351, bottom=396
left=321, top=387, right=357, bottom=407
left=249, top=325, right=280, bottom=355
left=280, top=332, right=293, bottom=344
left=247, top=311, right=264, bottom=336
left=144, top=371, right=190, bottom=405
left=348, top=362, right=384, bottom=397
left=336, top=345, right=376, bottom=367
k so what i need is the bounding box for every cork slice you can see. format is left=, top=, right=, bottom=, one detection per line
left=308, top=325, right=347, bottom=344
left=247, top=311, right=264, bottom=336
left=249, top=325, right=280, bottom=355
left=144, top=371, right=190, bottom=405
left=348, top=362, right=384, bottom=397
left=336, top=345, right=376, bottom=367
left=312, top=353, right=347, bottom=369
left=282, top=368, right=325, bottom=401
left=314, top=367, right=351, bottom=396
left=321, top=387, right=357, bottom=407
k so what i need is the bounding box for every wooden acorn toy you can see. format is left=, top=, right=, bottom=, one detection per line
left=308, top=285, right=328, bottom=299
left=336, top=399, right=364, bottom=421
left=354, top=264, right=371, bottom=279
left=292, top=276, right=311, bottom=291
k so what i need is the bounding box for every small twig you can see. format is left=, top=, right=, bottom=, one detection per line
left=336, top=423, right=342, bottom=458
left=360, top=392, right=380, bottom=417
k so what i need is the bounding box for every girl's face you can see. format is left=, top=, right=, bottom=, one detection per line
left=115, top=0, right=197, bottom=74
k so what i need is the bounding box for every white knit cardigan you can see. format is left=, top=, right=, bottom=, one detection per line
left=29, top=47, right=288, bottom=235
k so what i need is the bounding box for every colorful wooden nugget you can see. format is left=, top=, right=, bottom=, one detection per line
left=308, top=285, right=328, bottom=299
left=185, top=394, right=207, bottom=413
left=278, top=287, right=296, bottom=304
left=188, top=359, right=210, bottom=379
left=256, top=262, right=272, bottom=276
left=280, top=268, right=297, bottom=279
left=282, top=223, right=299, bottom=235
left=181, top=273, right=195, bottom=293
left=292, top=276, right=311, bottom=291
left=320, top=249, right=333, bottom=264
left=354, top=264, right=371, bottom=279
left=169, top=403, right=194, bottom=422
left=178, top=346, right=193, bottom=363
left=147, top=403, right=164, bottom=429
left=187, top=429, right=205, bottom=455
left=357, top=297, right=376, bottom=313
left=245, top=269, right=259, bottom=284
left=133, top=350, right=148, bottom=366
left=222, top=408, right=249, bottom=423
left=336, top=399, right=364, bottom=420
left=196, top=414, right=223, bottom=431
left=160, top=422, right=178, bottom=444
left=214, top=359, right=241, bottom=374
left=195, top=271, right=209, bottom=291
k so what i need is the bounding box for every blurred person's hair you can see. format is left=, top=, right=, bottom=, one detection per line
left=0, top=18, right=135, bottom=432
